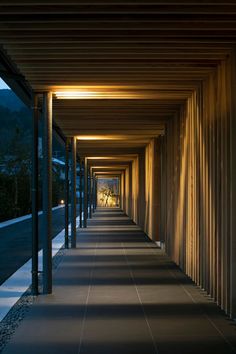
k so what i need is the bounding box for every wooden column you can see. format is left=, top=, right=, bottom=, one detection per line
left=120, top=172, right=124, bottom=210
left=162, top=56, right=236, bottom=317
left=138, top=150, right=145, bottom=230
left=230, top=49, right=236, bottom=319
left=129, top=162, right=132, bottom=217
left=160, top=134, right=167, bottom=244
left=125, top=167, right=129, bottom=216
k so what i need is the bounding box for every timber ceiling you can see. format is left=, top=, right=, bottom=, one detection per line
left=0, top=1, right=234, bottom=160
left=88, top=158, right=135, bottom=177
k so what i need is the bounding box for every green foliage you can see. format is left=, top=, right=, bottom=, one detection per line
left=0, top=102, right=32, bottom=221
left=52, top=165, right=65, bottom=207
left=0, top=173, right=15, bottom=221
left=0, top=90, right=66, bottom=222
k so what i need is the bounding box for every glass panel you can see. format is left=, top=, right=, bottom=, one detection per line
left=0, top=78, right=67, bottom=285
left=38, top=120, right=66, bottom=248
left=0, top=78, right=32, bottom=284
left=52, top=131, right=66, bottom=238
left=97, top=177, right=120, bottom=208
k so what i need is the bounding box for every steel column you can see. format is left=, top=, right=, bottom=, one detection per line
left=79, top=158, right=83, bottom=228
left=42, top=92, right=52, bottom=294
left=92, top=174, right=95, bottom=213
left=64, top=138, right=69, bottom=249
left=95, top=177, right=97, bottom=209
left=31, top=93, right=39, bottom=296
left=89, top=169, right=92, bottom=218
left=84, top=158, right=88, bottom=228
left=87, top=170, right=90, bottom=218
left=71, top=137, right=77, bottom=248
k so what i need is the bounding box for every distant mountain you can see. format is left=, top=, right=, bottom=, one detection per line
left=0, top=89, right=25, bottom=111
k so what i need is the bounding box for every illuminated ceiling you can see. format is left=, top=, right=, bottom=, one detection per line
left=0, top=1, right=233, bottom=155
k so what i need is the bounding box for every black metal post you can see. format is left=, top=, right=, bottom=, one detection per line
left=31, top=93, right=39, bottom=295
left=79, top=158, right=83, bottom=228
left=89, top=169, right=92, bottom=218
left=92, top=174, right=95, bottom=213
left=87, top=170, right=90, bottom=218
left=95, top=176, right=97, bottom=209
left=42, top=92, right=52, bottom=294
left=84, top=158, right=88, bottom=228
left=71, top=137, right=77, bottom=248
left=64, top=138, right=69, bottom=249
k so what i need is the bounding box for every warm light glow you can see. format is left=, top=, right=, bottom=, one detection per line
left=76, top=135, right=142, bottom=141
left=97, top=177, right=120, bottom=208
left=76, top=135, right=115, bottom=141
left=54, top=89, right=142, bottom=100
left=60, top=199, right=65, bottom=205
left=55, top=91, right=97, bottom=99
left=87, top=156, right=138, bottom=160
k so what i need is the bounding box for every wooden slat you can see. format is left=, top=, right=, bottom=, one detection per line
left=1, top=0, right=236, bottom=318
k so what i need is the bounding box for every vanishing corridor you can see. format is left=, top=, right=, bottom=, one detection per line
left=3, top=209, right=236, bottom=354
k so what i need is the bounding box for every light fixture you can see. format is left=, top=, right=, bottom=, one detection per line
left=76, top=135, right=130, bottom=141
left=54, top=89, right=142, bottom=100
left=55, top=91, right=97, bottom=99
left=76, top=135, right=115, bottom=141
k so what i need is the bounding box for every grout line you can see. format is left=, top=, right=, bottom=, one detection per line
left=0, top=215, right=82, bottom=323
left=77, top=238, right=99, bottom=354
left=144, top=239, right=236, bottom=353
left=122, top=242, right=159, bottom=354
left=168, top=267, right=236, bottom=353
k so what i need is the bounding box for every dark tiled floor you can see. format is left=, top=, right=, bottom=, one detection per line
left=2, top=208, right=236, bottom=354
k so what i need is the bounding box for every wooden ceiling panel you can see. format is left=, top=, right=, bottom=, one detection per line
left=0, top=1, right=234, bottom=155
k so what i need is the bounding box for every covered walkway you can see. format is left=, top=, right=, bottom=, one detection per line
left=2, top=2, right=236, bottom=352
left=3, top=209, right=236, bottom=354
